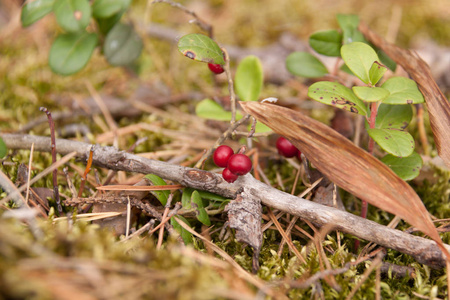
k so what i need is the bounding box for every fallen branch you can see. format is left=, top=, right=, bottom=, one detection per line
left=2, top=133, right=449, bottom=268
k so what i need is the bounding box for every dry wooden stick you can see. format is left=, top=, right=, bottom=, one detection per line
left=2, top=133, right=450, bottom=268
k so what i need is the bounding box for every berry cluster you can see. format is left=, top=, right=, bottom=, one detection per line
left=276, top=137, right=302, bottom=161
left=213, top=145, right=252, bottom=183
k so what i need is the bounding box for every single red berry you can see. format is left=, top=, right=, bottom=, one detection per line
left=227, top=154, right=252, bottom=175
left=208, top=63, right=225, bottom=74
left=213, top=145, right=234, bottom=168
left=297, top=149, right=302, bottom=162
left=276, top=136, right=299, bottom=158
left=222, top=168, right=239, bottom=183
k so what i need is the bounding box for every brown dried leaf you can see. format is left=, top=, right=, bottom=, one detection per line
left=359, top=22, right=450, bottom=169
left=240, top=101, right=449, bottom=257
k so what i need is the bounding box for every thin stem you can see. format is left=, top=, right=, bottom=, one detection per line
left=40, top=107, right=62, bottom=216
left=222, top=48, right=237, bottom=124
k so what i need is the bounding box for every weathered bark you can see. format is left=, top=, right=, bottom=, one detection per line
left=2, top=133, right=449, bottom=268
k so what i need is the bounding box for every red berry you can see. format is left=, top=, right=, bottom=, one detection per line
left=208, top=63, right=224, bottom=74
left=222, top=168, right=239, bottom=183
left=213, top=145, right=234, bottom=168
left=227, top=154, right=252, bottom=175
left=276, top=136, right=299, bottom=158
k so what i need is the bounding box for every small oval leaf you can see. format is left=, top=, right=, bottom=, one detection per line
left=196, top=99, right=231, bottom=121
left=53, top=0, right=91, bottom=32
left=21, top=0, right=55, bottom=27
left=341, top=42, right=379, bottom=84
left=309, top=30, right=342, bottom=57
left=375, top=104, right=413, bottom=130
left=381, top=77, right=425, bottom=104
left=337, top=14, right=365, bottom=44
left=177, top=33, right=224, bottom=65
left=144, top=174, right=169, bottom=205
left=381, top=152, right=422, bottom=181
left=368, top=61, right=387, bottom=85
left=49, top=32, right=98, bottom=75
left=92, top=0, right=130, bottom=19
left=286, top=52, right=328, bottom=78
left=308, top=81, right=367, bottom=115
left=235, top=55, right=263, bottom=101
left=191, top=190, right=211, bottom=226
left=0, top=137, right=7, bottom=158
left=367, top=128, right=415, bottom=157
left=171, top=216, right=194, bottom=245
left=352, top=86, right=389, bottom=102
left=104, top=23, right=143, bottom=66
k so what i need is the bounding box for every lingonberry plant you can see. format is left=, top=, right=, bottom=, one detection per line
left=286, top=14, right=424, bottom=182
left=20, top=0, right=142, bottom=75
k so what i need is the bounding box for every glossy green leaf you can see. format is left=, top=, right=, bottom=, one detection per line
left=352, top=86, right=389, bottom=102
left=308, top=81, right=367, bottom=115
left=381, top=77, right=425, bottom=104
left=191, top=190, right=211, bottom=226
left=49, top=32, right=98, bottom=75
left=286, top=52, right=328, bottom=78
left=53, top=0, right=91, bottom=32
left=0, top=137, right=7, bottom=158
left=195, top=99, right=243, bottom=121
left=104, top=23, right=143, bottom=66
left=196, top=190, right=228, bottom=202
left=336, top=14, right=365, bottom=44
left=377, top=49, right=396, bottom=72
left=253, top=121, right=272, bottom=133
left=21, top=0, right=55, bottom=27
left=368, top=61, right=387, bottom=85
left=182, top=188, right=193, bottom=209
left=235, top=56, right=263, bottom=101
left=367, top=128, right=415, bottom=157
left=171, top=216, right=194, bottom=245
left=177, top=34, right=224, bottom=65
left=376, top=104, right=413, bottom=130
left=381, top=152, right=422, bottom=181
left=341, top=42, right=379, bottom=84
left=92, top=0, right=130, bottom=19
left=309, top=30, right=342, bottom=57
left=144, top=174, right=170, bottom=205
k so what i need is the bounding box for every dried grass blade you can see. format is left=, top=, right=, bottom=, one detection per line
left=240, top=101, right=449, bottom=258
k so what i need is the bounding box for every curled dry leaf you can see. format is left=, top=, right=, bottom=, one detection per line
left=240, top=101, right=450, bottom=259
left=359, top=22, right=450, bottom=169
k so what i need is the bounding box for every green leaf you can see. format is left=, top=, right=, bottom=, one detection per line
left=381, top=152, right=422, bottom=181
left=252, top=121, right=272, bottom=133
left=308, top=81, right=367, bottom=115
left=144, top=174, right=170, bottom=205
left=177, top=33, right=224, bottom=65
left=341, top=42, right=379, bottom=84
left=367, top=128, right=415, bottom=157
left=375, top=104, right=413, bottom=130
left=21, top=0, right=55, bottom=27
left=235, top=56, right=264, bottom=101
left=368, top=61, right=387, bottom=85
left=196, top=190, right=228, bottom=202
left=49, top=32, right=98, bottom=75
left=104, top=23, right=143, bottom=66
left=53, top=0, right=91, bottom=32
left=309, top=30, right=342, bottom=57
left=171, top=216, right=194, bottom=245
left=0, top=137, right=7, bottom=158
left=352, top=86, right=389, bottom=102
left=377, top=49, right=396, bottom=72
left=195, top=99, right=243, bottom=121
left=381, top=77, right=425, bottom=104
left=336, top=14, right=365, bottom=44
left=191, top=190, right=211, bottom=226
left=181, top=188, right=193, bottom=209
left=286, top=52, right=328, bottom=78
left=92, top=0, right=130, bottom=19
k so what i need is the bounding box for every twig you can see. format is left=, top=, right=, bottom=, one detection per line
left=2, top=133, right=450, bottom=269
left=39, top=107, right=62, bottom=215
